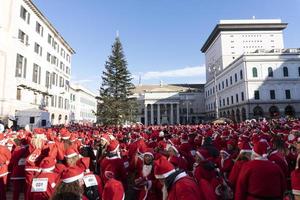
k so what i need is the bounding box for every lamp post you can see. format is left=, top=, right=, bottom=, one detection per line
left=208, top=63, right=220, bottom=119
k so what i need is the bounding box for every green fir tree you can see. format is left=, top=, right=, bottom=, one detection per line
left=98, top=37, right=137, bottom=125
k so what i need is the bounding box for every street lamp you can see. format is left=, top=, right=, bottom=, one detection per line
left=208, top=62, right=220, bottom=119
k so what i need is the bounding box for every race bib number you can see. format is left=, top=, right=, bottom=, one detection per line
left=31, top=178, right=48, bottom=192
left=18, top=158, right=26, bottom=166
left=83, top=175, right=98, bottom=187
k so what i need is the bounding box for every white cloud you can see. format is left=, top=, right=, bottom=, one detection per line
left=134, top=65, right=206, bottom=80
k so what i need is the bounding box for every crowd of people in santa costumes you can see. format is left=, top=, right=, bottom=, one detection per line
left=1, top=117, right=300, bottom=200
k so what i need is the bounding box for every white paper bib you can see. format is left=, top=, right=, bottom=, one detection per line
left=83, top=175, right=98, bottom=187
left=31, top=178, right=48, bottom=192
left=18, top=158, right=26, bottom=166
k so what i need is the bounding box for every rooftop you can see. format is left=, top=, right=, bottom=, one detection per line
left=201, top=19, right=287, bottom=53
left=133, top=84, right=204, bottom=93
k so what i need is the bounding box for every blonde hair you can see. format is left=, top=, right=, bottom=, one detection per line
left=31, top=134, right=47, bottom=149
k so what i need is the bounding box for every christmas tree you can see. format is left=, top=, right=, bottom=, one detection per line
left=98, top=36, right=136, bottom=125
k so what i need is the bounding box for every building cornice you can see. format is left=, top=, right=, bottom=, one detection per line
left=201, top=22, right=287, bottom=53
left=24, top=0, right=75, bottom=54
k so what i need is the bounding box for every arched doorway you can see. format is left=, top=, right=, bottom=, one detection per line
left=51, top=114, right=55, bottom=124
left=227, top=110, right=230, bottom=118
left=285, top=105, right=295, bottom=117
left=231, top=110, right=235, bottom=121
left=223, top=111, right=226, bottom=118
left=236, top=109, right=241, bottom=122
left=58, top=114, right=62, bottom=124
left=241, top=108, right=247, bottom=121
left=269, top=106, right=279, bottom=118
left=253, top=106, right=264, bottom=118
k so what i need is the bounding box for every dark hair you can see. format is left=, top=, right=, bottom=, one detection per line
left=52, top=181, right=83, bottom=200
left=51, top=192, right=81, bottom=200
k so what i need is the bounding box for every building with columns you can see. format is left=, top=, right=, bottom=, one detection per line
left=132, top=84, right=205, bottom=125
left=202, top=19, right=300, bottom=121
left=0, top=0, right=75, bottom=125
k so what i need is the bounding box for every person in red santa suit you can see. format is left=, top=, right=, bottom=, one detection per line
left=9, top=137, right=30, bottom=200
left=217, top=149, right=234, bottom=180
left=228, top=142, right=252, bottom=191
left=235, top=140, right=286, bottom=200
left=291, top=154, right=300, bottom=200
left=52, top=166, right=88, bottom=200
left=64, top=147, right=80, bottom=167
left=100, top=140, right=127, bottom=188
left=76, top=157, right=103, bottom=200
left=134, top=148, right=162, bottom=200
left=29, top=156, right=59, bottom=200
left=102, top=171, right=125, bottom=200
left=0, top=134, right=11, bottom=200
left=193, top=148, right=218, bottom=200
left=166, top=143, right=188, bottom=171
left=178, top=133, right=195, bottom=171
left=154, top=156, right=202, bottom=200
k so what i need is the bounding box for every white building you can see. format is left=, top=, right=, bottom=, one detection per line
left=0, top=0, right=75, bottom=125
left=132, top=84, right=205, bottom=125
left=69, top=84, right=97, bottom=123
left=202, top=19, right=300, bottom=121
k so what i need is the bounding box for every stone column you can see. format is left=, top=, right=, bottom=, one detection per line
left=144, top=104, right=147, bottom=126
left=170, top=103, right=174, bottom=124
left=157, top=103, right=161, bottom=125
left=176, top=103, right=180, bottom=124
left=150, top=104, right=154, bottom=125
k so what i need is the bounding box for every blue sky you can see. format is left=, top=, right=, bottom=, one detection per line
left=32, top=0, right=300, bottom=93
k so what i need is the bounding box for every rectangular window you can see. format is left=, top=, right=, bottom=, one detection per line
left=35, top=22, right=43, bottom=36
left=285, top=90, right=291, bottom=99
left=222, top=81, right=224, bottom=89
left=48, top=34, right=53, bottom=45
left=226, top=79, right=228, bottom=87
left=241, top=92, right=244, bottom=101
left=18, top=29, right=28, bottom=45
left=231, top=96, right=234, bottom=104
left=227, top=97, right=229, bottom=105
left=236, top=94, right=239, bottom=103
left=235, top=73, right=238, bottom=82
left=223, top=99, right=225, bottom=106
left=15, top=54, right=27, bottom=78
left=16, top=88, right=21, bottom=100
left=240, top=70, right=243, bottom=80
left=32, top=64, right=41, bottom=84
left=45, top=71, right=51, bottom=88
left=34, top=42, right=42, bottom=56
left=230, top=76, right=233, bottom=85
left=20, top=6, right=30, bottom=24
left=59, top=77, right=64, bottom=87
left=270, top=90, right=275, bottom=99
left=254, top=90, right=260, bottom=100
left=47, top=52, right=51, bottom=62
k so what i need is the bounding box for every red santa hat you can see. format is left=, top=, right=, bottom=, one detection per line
left=101, top=134, right=111, bottom=144
left=102, top=178, right=125, bottom=200
left=181, top=133, right=188, bottom=141
left=196, top=149, right=210, bottom=161
left=239, top=141, right=252, bottom=154
left=60, top=128, right=71, bottom=140
left=142, top=148, right=154, bottom=158
left=107, top=140, right=119, bottom=154
left=154, top=156, right=176, bottom=179
left=252, top=140, right=269, bottom=158
left=61, top=166, right=84, bottom=183
left=76, top=157, right=90, bottom=173
left=64, top=148, right=79, bottom=159
left=40, top=157, right=56, bottom=171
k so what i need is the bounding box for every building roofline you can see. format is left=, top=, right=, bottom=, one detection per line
left=201, top=22, right=287, bottom=53
left=25, top=0, right=75, bottom=54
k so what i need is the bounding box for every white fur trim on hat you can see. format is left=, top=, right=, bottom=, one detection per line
left=61, top=136, right=70, bottom=140
left=65, top=153, right=78, bottom=159
left=292, top=189, right=300, bottom=195
left=63, top=173, right=84, bottom=183
left=240, top=149, right=252, bottom=154
left=41, top=166, right=55, bottom=172
left=155, top=169, right=176, bottom=179
left=143, top=152, right=154, bottom=157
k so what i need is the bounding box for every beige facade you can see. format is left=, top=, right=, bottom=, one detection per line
left=132, top=84, right=205, bottom=125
